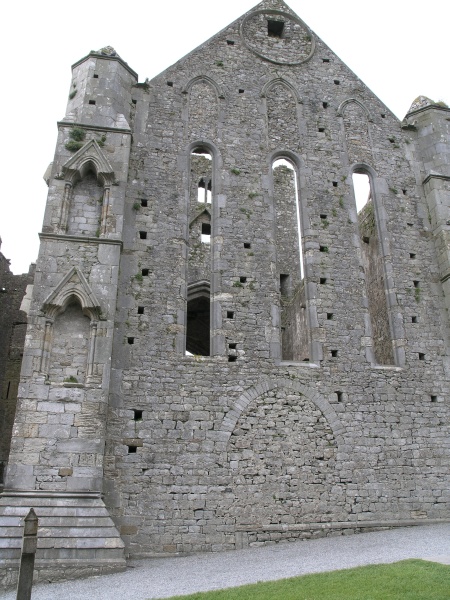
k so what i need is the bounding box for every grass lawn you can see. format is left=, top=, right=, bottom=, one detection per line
left=154, top=559, right=450, bottom=600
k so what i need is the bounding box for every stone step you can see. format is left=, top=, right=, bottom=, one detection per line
left=0, top=491, right=126, bottom=588
left=0, top=515, right=113, bottom=528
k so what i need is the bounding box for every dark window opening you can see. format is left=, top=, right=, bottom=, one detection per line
left=186, top=294, right=210, bottom=356
left=141, top=199, right=148, bottom=207
left=227, top=311, right=234, bottom=319
left=327, top=313, right=334, bottom=320
left=228, top=343, right=237, bottom=350
left=227, top=40, right=235, bottom=45
left=167, top=81, right=173, bottom=87
left=239, top=89, right=245, bottom=94
left=89, top=99, right=96, bottom=105
left=240, top=277, right=247, bottom=284
left=268, top=20, right=284, bottom=38
left=331, top=350, right=338, bottom=358
left=334, top=80, right=340, bottom=85
left=139, top=231, right=147, bottom=240
left=323, top=102, right=328, bottom=109
left=363, top=236, right=370, bottom=244
left=413, top=280, right=420, bottom=288
left=280, top=274, right=290, bottom=296
left=93, top=73, right=99, bottom=79
left=244, top=242, right=251, bottom=249
left=142, top=269, right=149, bottom=276
left=133, top=410, right=143, bottom=421
left=201, top=223, right=211, bottom=244
left=320, top=277, right=327, bottom=284
left=332, top=181, right=338, bottom=187
left=336, top=391, right=343, bottom=402
left=320, top=214, right=327, bottom=220
left=127, top=445, right=137, bottom=454
left=132, top=99, right=137, bottom=105
left=403, top=189, right=407, bottom=195
left=381, top=113, right=386, bottom=118
left=138, top=306, right=145, bottom=315
left=431, top=395, right=437, bottom=402
left=410, top=253, right=416, bottom=259
left=319, top=245, right=329, bottom=253
left=127, top=337, right=135, bottom=345
left=228, top=355, right=237, bottom=362
left=411, top=316, right=417, bottom=323
left=318, top=127, right=325, bottom=132
left=419, top=353, right=425, bottom=361
left=322, top=58, right=330, bottom=63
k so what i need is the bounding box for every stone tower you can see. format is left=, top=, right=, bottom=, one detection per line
left=1, top=0, right=449, bottom=586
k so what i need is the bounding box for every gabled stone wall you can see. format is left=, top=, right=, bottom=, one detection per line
left=1, top=0, right=449, bottom=586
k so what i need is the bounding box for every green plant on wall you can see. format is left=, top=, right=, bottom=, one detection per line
left=65, top=127, right=86, bottom=152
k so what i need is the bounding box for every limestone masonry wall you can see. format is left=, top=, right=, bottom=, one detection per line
left=1, top=0, right=449, bottom=586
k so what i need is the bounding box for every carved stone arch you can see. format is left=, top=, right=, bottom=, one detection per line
left=62, top=139, right=115, bottom=186
left=261, top=77, right=302, bottom=104
left=59, top=139, right=116, bottom=235
left=43, top=267, right=101, bottom=320
left=220, top=378, right=346, bottom=444
left=182, top=75, right=226, bottom=101
left=187, top=280, right=210, bottom=301
left=189, top=207, right=211, bottom=228
left=337, top=98, right=373, bottom=122
left=40, top=268, right=102, bottom=382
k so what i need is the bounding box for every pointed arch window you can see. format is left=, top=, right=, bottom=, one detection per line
left=352, top=168, right=394, bottom=365
left=272, top=157, right=309, bottom=361
left=187, top=147, right=214, bottom=356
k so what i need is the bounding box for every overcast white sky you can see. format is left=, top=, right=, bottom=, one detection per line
left=1, top=0, right=448, bottom=274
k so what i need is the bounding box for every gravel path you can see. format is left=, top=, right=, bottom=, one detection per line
left=1, top=524, right=449, bottom=599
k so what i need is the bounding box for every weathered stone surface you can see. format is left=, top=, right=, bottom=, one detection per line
left=1, top=0, right=450, bottom=586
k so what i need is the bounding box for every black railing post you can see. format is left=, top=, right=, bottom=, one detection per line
left=16, top=508, right=39, bottom=600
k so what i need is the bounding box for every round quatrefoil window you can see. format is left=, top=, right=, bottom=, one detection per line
left=240, top=9, right=315, bottom=66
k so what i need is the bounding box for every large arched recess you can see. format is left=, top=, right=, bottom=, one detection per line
left=268, top=150, right=321, bottom=363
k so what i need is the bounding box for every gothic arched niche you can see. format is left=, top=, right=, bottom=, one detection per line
left=227, top=388, right=345, bottom=526
left=48, top=298, right=90, bottom=384
left=67, top=169, right=103, bottom=236
left=341, top=100, right=373, bottom=165
left=188, top=79, right=219, bottom=139
left=266, top=83, right=298, bottom=147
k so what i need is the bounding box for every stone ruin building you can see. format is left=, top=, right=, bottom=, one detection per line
left=0, top=243, right=34, bottom=490
left=1, top=0, right=449, bottom=586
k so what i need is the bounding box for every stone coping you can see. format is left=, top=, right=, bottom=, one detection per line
left=39, top=233, right=123, bottom=246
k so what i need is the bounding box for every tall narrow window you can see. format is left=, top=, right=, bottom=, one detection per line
left=197, top=179, right=206, bottom=203
left=273, top=159, right=309, bottom=361
left=353, top=171, right=394, bottom=365
left=187, top=148, right=213, bottom=355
